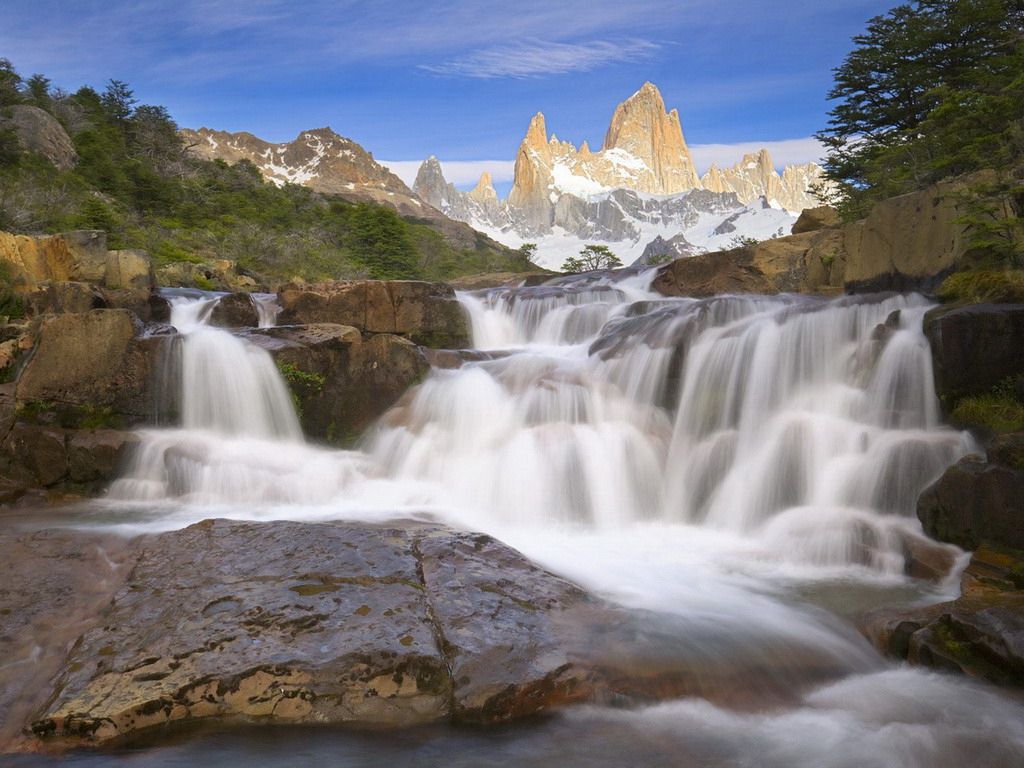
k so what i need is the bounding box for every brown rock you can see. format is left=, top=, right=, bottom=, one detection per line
left=208, top=293, right=259, bottom=328
left=246, top=324, right=428, bottom=445
left=861, top=546, right=1024, bottom=687
left=792, top=206, right=841, bottom=234
left=26, top=281, right=106, bottom=316
left=278, top=280, right=470, bottom=348
left=15, top=309, right=165, bottom=424
left=0, top=230, right=107, bottom=287
left=67, top=430, right=139, bottom=484
left=104, top=250, right=154, bottom=290
left=5, top=423, right=67, bottom=485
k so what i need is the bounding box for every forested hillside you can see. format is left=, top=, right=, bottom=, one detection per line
left=0, top=62, right=533, bottom=286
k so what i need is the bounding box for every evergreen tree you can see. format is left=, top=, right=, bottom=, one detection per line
left=818, top=0, right=1024, bottom=218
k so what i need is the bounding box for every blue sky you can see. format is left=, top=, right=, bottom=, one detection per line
left=1, top=1, right=895, bottom=194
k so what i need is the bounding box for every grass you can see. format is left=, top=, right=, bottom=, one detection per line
left=950, top=377, right=1024, bottom=434
left=937, top=269, right=1024, bottom=304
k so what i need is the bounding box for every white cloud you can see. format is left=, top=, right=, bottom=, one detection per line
left=420, top=38, right=661, bottom=79
left=690, top=137, right=826, bottom=174
left=381, top=159, right=515, bottom=189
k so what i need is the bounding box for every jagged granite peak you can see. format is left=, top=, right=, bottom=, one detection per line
left=468, top=172, right=498, bottom=202
left=602, top=81, right=701, bottom=193
left=699, top=148, right=828, bottom=213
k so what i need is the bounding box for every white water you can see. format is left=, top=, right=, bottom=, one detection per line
left=80, top=274, right=1024, bottom=765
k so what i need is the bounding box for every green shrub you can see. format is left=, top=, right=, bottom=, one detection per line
left=937, top=269, right=1024, bottom=304
left=950, top=377, right=1024, bottom=433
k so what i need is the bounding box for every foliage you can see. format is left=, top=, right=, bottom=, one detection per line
left=728, top=234, right=759, bottom=248
left=818, top=0, right=1024, bottom=220
left=0, top=60, right=527, bottom=286
left=0, top=260, right=25, bottom=319
left=936, top=269, right=1024, bottom=304
left=950, top=377, right=1024, bottom=434
left=562, top=244, right=622, bottom=273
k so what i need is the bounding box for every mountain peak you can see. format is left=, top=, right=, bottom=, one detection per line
left=602, top=81, right=700, bottom=193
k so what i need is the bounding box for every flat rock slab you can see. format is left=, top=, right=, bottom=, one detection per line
left=0, top=528, right=138, bottom=750
left=13, top=519, right=866, bottom=751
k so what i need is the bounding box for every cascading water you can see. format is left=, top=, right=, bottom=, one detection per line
left=80, top=272, right=1024, bottom=766
left=108, top=294, right=304, bottom=502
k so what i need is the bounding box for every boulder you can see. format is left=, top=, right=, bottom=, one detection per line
left=278, top=280, right=471, bottom=348
left=103, top=250, right=154, bottom=290
left=924, top=303, right=1024, bottom=410
left=208, top=293, right=259, bottom=328
left=26, top=281, right=106, bottom=316
left=917, top=455, right=1024, bottom=551
left=155, top=260, right=259, bottom=292
left=14, top=309, right=166, bottom=424
left=652, top=228, right=844, bottom=297
left=0, top=105, right=78, bottom=170
left=245, top=324, right=429, bottom=445
left=861, top=546, right=1024, bottom=687
left=791, top=205, right=841, bottom=234
left=4, top=423, right=66, bottom=486
left=67, top=429, right=139, bottom=485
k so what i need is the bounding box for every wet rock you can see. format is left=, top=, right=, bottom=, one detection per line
left=246, top=324, right=429, bottom=445
left=0, top=529, right=139, bottom=751
left=29, top=520, right=454, bottom=747
left=209, top=293, right=259, bottom=328
left=67, top=430, right=139, bottom=485
left=5, top=424, right=67, bottom=486
left=278, top=280, right=471, bottom=348
left=862, top=546, right=1024, bottom=687
left=923, top=303, right=1024, bottom=411
left=917, top=455, right=1024, bottom=551
left=447, top=272, right=553, bottom=290
left=421, top=348, right=512, bottom=369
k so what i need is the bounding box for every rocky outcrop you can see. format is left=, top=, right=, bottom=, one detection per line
left=862, top=546, right=1024, bottom=687
left=278, top=280, right=471, bottom=349
left=792, top=206, right=841, bottom=234
left=245, top=324, right=429, bottom=445
left=17, top=518, right=856, bottom=750
left=917, top=454, right=1024, bottom=551
left=0, top=230, right=155, bottom=295
left=155, top=259, right=258, bottom=293
left=13, top=309, right=165, bottom=422
left=209, top=292, right=260, bottom=328
left=701, top=150, right=826, bottom=215
left=0, top=105, right=77, bottom=170
left=653, top=173, right=1002, bottom=297
left=923, top=303, right=1024, bottom=411
left=653, top=228, right=844, bottom=297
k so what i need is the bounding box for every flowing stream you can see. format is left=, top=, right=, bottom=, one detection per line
left=23, top=273, right=1024, bottom=766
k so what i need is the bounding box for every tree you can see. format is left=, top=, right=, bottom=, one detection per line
left=562, top=244, right=622, bottom=273
left=818, top=0, right=1024, bottom=218
left=100, top=79, right=136, bottom=122
left=0, top=59, right=23, bottom=107
left=517, top=242, right=537, bottom=263
left=24, top=74, right=51, bottom=107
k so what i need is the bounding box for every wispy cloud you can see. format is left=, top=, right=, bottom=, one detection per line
left=382, top=159, right=514, bottom=188
left=420, top=38, right=661, bottom=79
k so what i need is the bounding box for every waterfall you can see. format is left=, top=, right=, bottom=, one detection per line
left=108, top=294, right=303, bottom=501
left=107, top=274, right=974, bottom=575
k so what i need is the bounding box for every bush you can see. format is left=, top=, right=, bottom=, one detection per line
left=937, top=269, right=1024, bottom=304
left=950, top=377, right=1024, bottom=433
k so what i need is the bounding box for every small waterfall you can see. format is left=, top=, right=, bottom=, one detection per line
left=109, top=295, right=303, bottom=501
